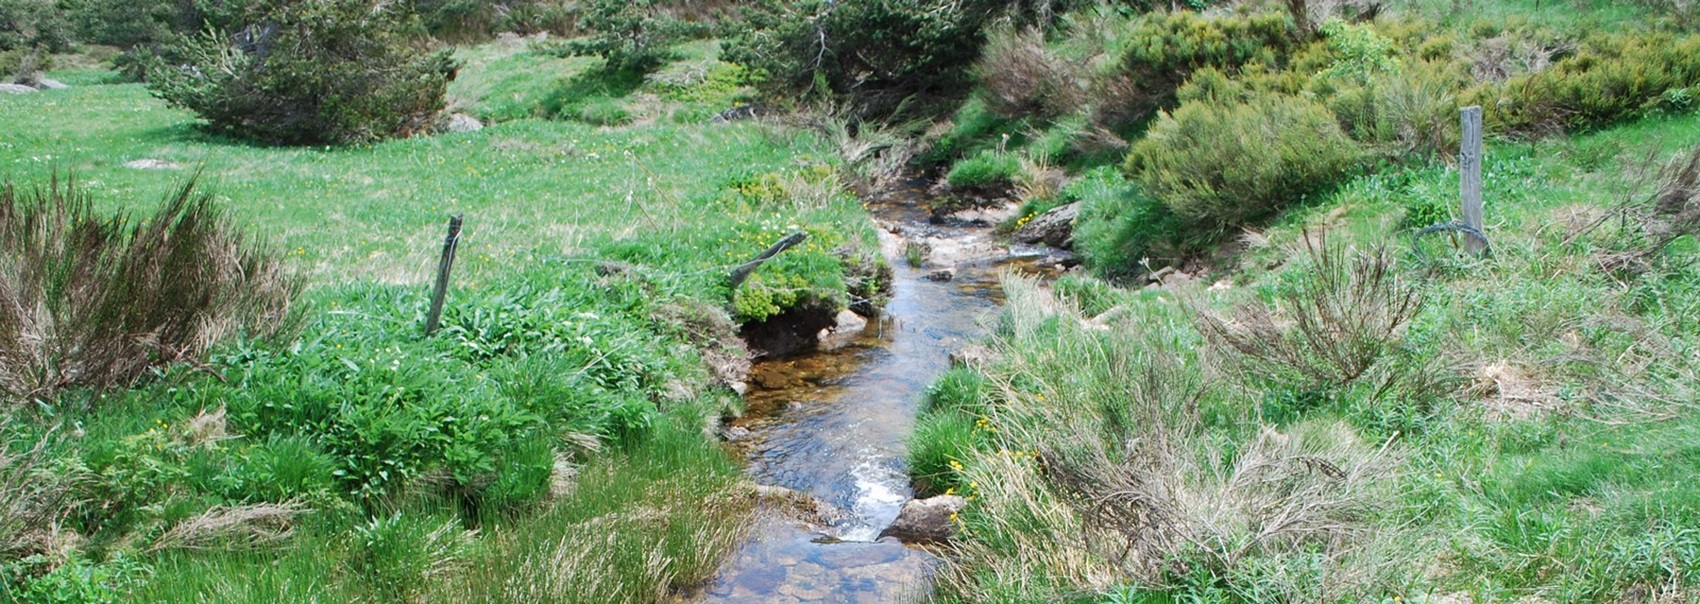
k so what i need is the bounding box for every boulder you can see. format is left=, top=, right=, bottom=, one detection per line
left=924, top=268, right=955, bottom=282
left=816, top=309, right=869, bottom=351
left=446, top=113, right=483, bottom=132
left=0, top=83, right=37, bottom=94
left=35, top=78, right=67, bottom=90
left=1013, top=202, right=1079, bottom=249
left=948, top=344, right=992, bottom=368
left=877, top=495, right=967, bottom=544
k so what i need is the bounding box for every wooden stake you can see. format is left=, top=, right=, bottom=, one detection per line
left=1460, top=106, right=1486, bottom=256
left=424, top=215, right=463, bottom=335
left=728, top=232, right=808, bottom=292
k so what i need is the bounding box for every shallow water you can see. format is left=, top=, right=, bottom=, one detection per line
left=693, top=191, right=1058, bottom=603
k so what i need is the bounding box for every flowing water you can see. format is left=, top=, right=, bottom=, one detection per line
left=692, top=190, right=1064, bottom=603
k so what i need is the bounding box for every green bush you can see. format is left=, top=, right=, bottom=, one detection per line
left=558, top=0, right=692, bottom=74
left=0, top=0, right=71, bottom=52
left=1068, top=167, right=1179, bottom=279
left=66, top=0, right=184, bottom=48
left=0, top=176, right=298, bottom=404
left=1092, top=8, right=1298, bottom=130
left=725, top=0, right=1009, bottom=115
left=1474, top=32, right=1700, bottom=135
left=0, top=554, right=142, bottom=604
left=1126, top=89, right=1361, bottom=235
left=147, top=0, right=457, bottom=146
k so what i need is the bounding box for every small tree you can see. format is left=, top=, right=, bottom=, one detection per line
left=148, top=0, right=457, bottom=146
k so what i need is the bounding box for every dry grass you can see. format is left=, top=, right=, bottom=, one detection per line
left=147, top=502, right=310, bottom=553
left=933, top=277, right=1407, bottom=602
left=0, top=419, right=72, bottom=560
left=975, top=26, right=1089, bottom=121
left=1195, top=235, right=1423, bottom=393
left=0, top=174, right=299, bottom=404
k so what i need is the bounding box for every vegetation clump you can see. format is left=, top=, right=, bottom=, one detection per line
left=147, top=0, right=457, bottom=145
left=0, top=176, right=296, bottom=403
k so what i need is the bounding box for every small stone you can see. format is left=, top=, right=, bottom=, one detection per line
left=124, top=159, right=182, bottom=170
left=1012, top=202, right=1079, bottom=249
left=924, top=268, right=955, bottom=282
left=948, top=344, right=992, bottom=368
left=0, top=83, right=38, bottom=94
left=722, top=426, right=754, bottom=442
left=35, top=78, right=67, bottom=90
left=877, top=495, right=966, bottom=544
left=817, top=309, right=869, bottom=351
left=445, top=113, right=483, bottom=132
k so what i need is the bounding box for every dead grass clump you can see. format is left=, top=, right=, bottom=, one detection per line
left=0, top=174, right=299, bottom=404
left=0, top=420, right=72, bottom=559
left=1468, top=35, right=1573, bottom=83
left=147, top=502, right=309, bottom=552
left=975, top=26, right=1088, bottom=121
left=1195, top=235, right=1423, bottom=393
left=1469, top=360, right=1557, bottom=420
left=651, top=299, right=750, bottom=391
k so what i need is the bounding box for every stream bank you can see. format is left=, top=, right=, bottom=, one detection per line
left=692, top=183, right=1070, bottom=603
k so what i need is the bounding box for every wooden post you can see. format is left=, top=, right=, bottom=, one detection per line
left=424, top=215, right=463, bottom=336
left=728, top=232, right=808, bottom=292
left=1460, top=106, right=1486, bottom=256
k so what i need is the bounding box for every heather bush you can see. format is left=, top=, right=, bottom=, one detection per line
left=1127, top=87, right=1361, bottom=234
left=0, top=176, right=297, bottom=404
left=1091, top=9, right=1298, bottom=130
left=147, top=0, right=457, bottom=145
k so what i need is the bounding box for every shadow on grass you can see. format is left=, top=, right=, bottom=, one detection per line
left=542, top=65, right=647, bottom=127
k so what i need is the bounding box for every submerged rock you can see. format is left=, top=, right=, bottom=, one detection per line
left=816, top=309, right=869, bottom=351
left=924, top=268, right=955, bottom=282
left=877, top=495, right=966, bottom=544
left=1013, top=202, right=1079, bottom=249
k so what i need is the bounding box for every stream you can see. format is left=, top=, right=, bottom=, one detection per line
left=691, top=187, right=1066, bottom=603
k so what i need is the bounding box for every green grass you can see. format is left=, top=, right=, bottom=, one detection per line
left=916, top=107, right=1700, bottom=603
left=1, top=38, right=877, bottom=603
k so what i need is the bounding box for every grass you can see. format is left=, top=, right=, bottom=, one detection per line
left=0, top=37, right=877, bottom=603
left=914, top=106, right=1700, bottom=603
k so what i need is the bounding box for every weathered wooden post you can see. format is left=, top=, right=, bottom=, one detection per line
left=1460, top=106, right=1486, bottom=256
left=728, top=231, right=808, bottom=292
left=424, top=214, right=463, bottom=336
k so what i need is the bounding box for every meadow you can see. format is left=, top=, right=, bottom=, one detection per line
left=0, top=39, right=883, bottom=603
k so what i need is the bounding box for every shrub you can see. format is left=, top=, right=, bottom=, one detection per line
left=1090, top=9, right=1298, bottom=131
left=725, top=0, right=1008, bottom=116
left=975, top=25, right=1088, bottom=121
left=0, top=0, right=71, bottom=52
left=1193, top=237, right=1423, bottom=397
left=66, top=0, right=184, bottom=48
left=1068, top=167, right=1180, bottom=279
left=0, top=176, right=297, bottom=404
left=1326, top=59, right=1461, bottom=157
left=147, top=0, right=458, bottom=145
left=1126, top=89, right=1361, bottom=235
left=1473, top=32, right=1700, bottom=136
left=557, top=0, right=694, bottom=74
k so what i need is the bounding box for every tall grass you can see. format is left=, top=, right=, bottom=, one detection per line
left=0, top=175, right=297, bottom=404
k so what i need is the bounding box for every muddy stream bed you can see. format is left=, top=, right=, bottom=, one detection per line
left=689, top=188, right=1068, bottom=603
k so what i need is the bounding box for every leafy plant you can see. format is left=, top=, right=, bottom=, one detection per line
left=147, top=0, right=458, bottom=145
left=558, top=0, right=691, bottom=74
left=0, top=175, right=297, bottom=403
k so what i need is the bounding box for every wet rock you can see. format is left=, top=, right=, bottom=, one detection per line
left=445, top=113, right=483, bottom=132
left=722, top=425, right=754, bottom=442
left=935, top=201, right=1019, bottom=227
left=924, top=268, right=955, bottom=282
left=1013, top=202, right=1079, bottom=249
left=751, top=364, right=799, bottom=390
left=124, top=159, right=182, bottom=170
left=0, top=83, right=37, bottom=94
left=877, top=495, right=966, bottom=544
left=816, top=309, right=869, bottom=351
left=36, top=77, right=67, bottom=90
left=948, top=344, right=992, bottom=368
